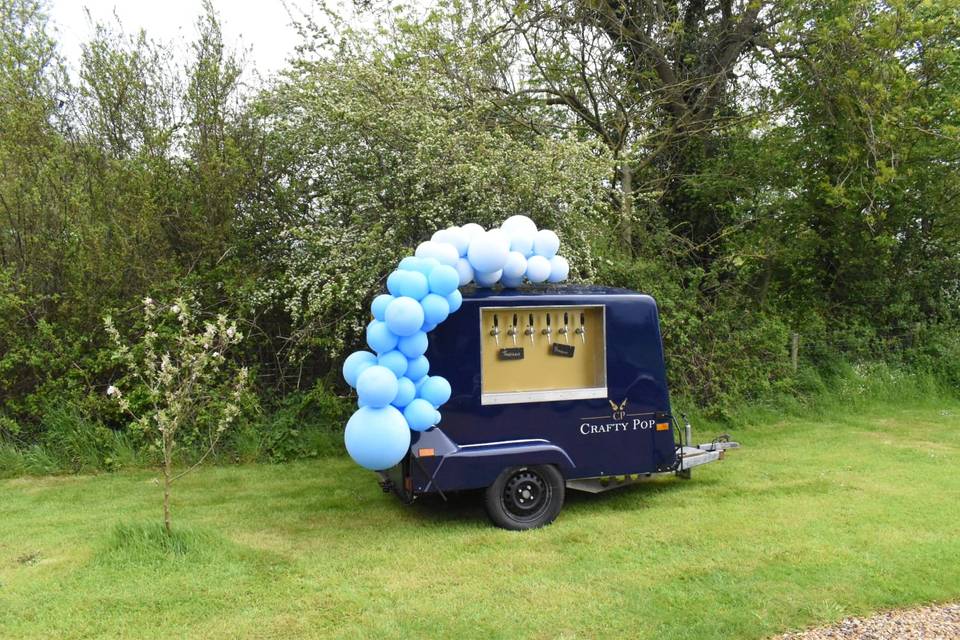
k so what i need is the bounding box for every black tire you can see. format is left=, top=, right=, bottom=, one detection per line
left=484, top=465, right=565, bottom=530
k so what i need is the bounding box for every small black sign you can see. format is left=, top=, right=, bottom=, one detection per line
left=551, top=343, right=575, bottom=357
left=498, top=347, right=525, bottom=360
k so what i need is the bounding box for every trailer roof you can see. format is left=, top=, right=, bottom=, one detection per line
left=461, top=284, right=646, bottom=299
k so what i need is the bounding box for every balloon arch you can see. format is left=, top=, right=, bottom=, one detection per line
left=341, top=216, right=569, bottom=471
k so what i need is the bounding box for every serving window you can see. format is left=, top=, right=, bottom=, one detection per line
left=480, top=305, right=607, bottom=406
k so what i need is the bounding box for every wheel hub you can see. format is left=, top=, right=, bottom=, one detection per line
left=503, top=470, right=550, bottom=519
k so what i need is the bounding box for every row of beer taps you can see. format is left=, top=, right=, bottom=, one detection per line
left=490, top=312, right=585, bottom=345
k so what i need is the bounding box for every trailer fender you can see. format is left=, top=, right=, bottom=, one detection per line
left=422, top=439, right=575, bottom=493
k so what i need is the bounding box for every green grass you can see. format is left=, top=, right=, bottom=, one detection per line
left=2, top=397, right=959, bottom=639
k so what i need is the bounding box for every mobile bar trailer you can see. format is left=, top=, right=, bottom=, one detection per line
left=378, top=285, right=739, bottom=530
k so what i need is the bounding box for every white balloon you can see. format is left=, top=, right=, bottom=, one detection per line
left=501, top=215, right=538, bottom=237
left=454, top=257, right=474, bottom=286
left=509, top=231, right=535, bottom=257
left=533, top=229, right=560, bottom=259
left=547, top=255, right=569, bottom=283
left=526, top=255, right=551, bottom=283
left=502, top=251, right=527, bottom=279
left=460, top=223, right=485, bottom=239
left=416, top=240, right=459, bottom=266
left=475, top=270, right=503, bottom=287
left=467, top=231, right=509, bottom=273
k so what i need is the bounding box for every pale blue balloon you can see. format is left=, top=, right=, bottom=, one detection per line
left=454, top=257, right=474, bottom=286
left=413, top=375, right=429, bottom=391
left=366, top=320, right=399, bottom=354
left=421, top=293, right=450, bottom=325
left=467, top=232, right=509, bottom=273
left=475, top=270, right=503, bottom=287
left=377, top=350, right=408, bottom=378
left=404, top=398, right=437, bottom=432
left=411, top=257, right=440, bottom=277
left=392, top=377, right=417, bottom=409
left=547, top=255, right=570, bottom=283
left=342, top=350, right=377, bottom=388
left=398, top=256, right=421, bottom=271
left=503, top=251, right=527, bottom=278
left=344, top=406, right=411, bottom=470
left=428, top=264, right=459, bottom=296
left=406, top=355, right=429, bottom=381
left=460, top=222, right=486, bottom=239
left=419, top=375, right=452, bottom=408
left=371, top=294, right=394, bottom=321
left=509, top=231, right=535, bottom=257
left=446, top=290, right=462, bottom=314
left=356, top=365, right=398, bottom=408
left=397, top=331, right=428, bottom=358
left=526, top=255, right=551, bottom=283
left=434, top=410, right=442, bottom=425
left=501, top=274, right=523, bottom=288
left=534, top=229, right=560, bottom=259
left=422, top=321, right=437, bottom=332
left=501, top=214, right=538, bottom=237
left=385, top=296, right=425, bottom=337
left=387, top=270, right=428, bottom=300
left=434, top=227, right=469, bottom=256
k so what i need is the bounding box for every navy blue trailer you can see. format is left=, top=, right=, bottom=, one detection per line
left=379, top=285, right=737, bottom=529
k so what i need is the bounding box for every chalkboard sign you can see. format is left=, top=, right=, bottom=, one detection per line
left=551, top=343, right=575, bottom=358
left=498, top=347, right=525, bottom=360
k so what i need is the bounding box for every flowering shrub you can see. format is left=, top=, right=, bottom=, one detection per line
left=104, top=296, right=248, bottom=534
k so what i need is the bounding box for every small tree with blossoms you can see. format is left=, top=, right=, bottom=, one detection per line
left=105, top=296, right=248, bottom=535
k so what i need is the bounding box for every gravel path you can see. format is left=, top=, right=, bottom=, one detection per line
left=775, top=603, right=960, bottom=639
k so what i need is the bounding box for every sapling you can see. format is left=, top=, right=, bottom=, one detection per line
left=105, top=296, right=248, bottom=534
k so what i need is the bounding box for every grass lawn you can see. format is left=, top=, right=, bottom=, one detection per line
left=2, top=399, right=959, bottom=639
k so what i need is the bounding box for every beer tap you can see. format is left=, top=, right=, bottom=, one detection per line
left=558, top=312, right=570, bottom=342
left=507, top=313, right=519, bottom=345
left=541, top=312, right=553, bottom=344
left=489, top=314, right=500, bottom=346
left=524, top=313, right=535, bottom=345
left=574, top=312, right=586, bottom=343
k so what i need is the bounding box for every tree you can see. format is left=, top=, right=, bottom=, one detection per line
left=105, top=296, right=248, bottom=534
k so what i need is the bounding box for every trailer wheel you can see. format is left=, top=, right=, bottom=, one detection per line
left=484, top=465, right=565, bottom=531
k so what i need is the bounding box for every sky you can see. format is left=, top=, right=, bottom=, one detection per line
left=47, top=0, right=315, bottom=76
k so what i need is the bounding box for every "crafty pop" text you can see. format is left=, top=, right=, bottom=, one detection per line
left=580, top=418, right=656, bottom=435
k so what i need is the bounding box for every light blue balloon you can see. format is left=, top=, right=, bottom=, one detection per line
left=397, top=331, right=428, bottom=358
left=371, top=294, right=394, bottom=321
left=467, top=232, right=509, bottom=273
left=356, top=365, right=398, bottom=408
left=422, top=321, right=437, bottom=332
left=501, top=274, right=523, bottom=288
left=398, top=256, right=421, bottom=271
left=434, top=410, right=442, bottom=425
left=406, top=355, right=429, bottom=381
left=526, top=255, right=551, bottom=283
left=421, top=293, right=450, bottom=325
left=377, top=350, right=408, bottom=378
left=366, top=320, right=399, bottom=354
left=411, top=257, right=440, bottom=277
left=534, top=229, right=560, bottom=259
left=446, top=290, right=462, bottom=314
left=385, top=296, right=425, bottom=337
left=503, top=251, right=527, bottom=278
left=509, top=231, right=535, bottom=257
left=434, top=227, right=469, bottom=257
left=454, top=257, right=474, bottom=286
left=344, top=406, right=411, bottom=470
left=428, top=264, right=459, bottom=296
left=419, top=375, right=452, bottom=408
left=416, top=241, right=459, bottom=267
left=404, top=398, right=437, bottom=432
left=387, top=270, right=428, bottom=300
left=392, top=376, right=417, bottom=408
left=342, top=350, right=377, bottom=388
left=547, top=255, right=569, bottom=283
left=413, top=375, right=429, bottom=391
left=475, top=270, right=503, bottom=287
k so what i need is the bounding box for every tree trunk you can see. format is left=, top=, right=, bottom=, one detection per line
left=621, top=161, right=633, bottom=253
left=162, top=441, right=172, bottom=535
